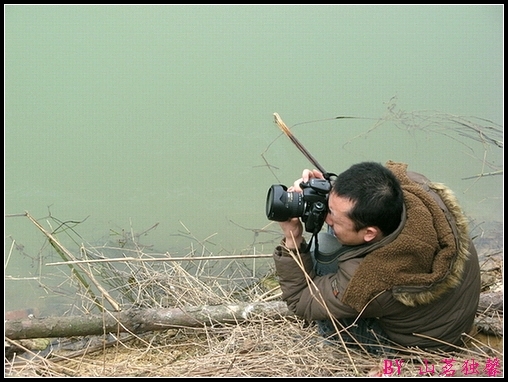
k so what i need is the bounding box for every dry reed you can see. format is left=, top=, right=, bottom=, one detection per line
left=4, top=218, right=503, bottom=377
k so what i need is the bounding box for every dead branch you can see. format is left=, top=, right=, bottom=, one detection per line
left=24, top=212, right=120, bottom=312
left=5, top=292, right=502, bottom=341
left=5, top=301, right=292, bottom=340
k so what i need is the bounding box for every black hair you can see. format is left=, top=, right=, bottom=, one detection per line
left=331, top=162, right=404, bottom=236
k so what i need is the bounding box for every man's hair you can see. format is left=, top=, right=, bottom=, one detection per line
left=332, top=161, right=404, bottom=236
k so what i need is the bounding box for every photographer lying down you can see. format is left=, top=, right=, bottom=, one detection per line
left=268, top=160, right=481, bottom=355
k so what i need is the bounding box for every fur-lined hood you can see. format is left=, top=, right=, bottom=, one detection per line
left=342, top=161, right=473, bottom=310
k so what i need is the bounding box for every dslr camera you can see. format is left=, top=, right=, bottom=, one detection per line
left=265, top=178, right=331, bottom=234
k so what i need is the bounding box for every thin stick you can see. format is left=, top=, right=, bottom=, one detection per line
left=273, top=113, right=330, bottom=177
left=25, top=212, right=121, bottom=312
left=46, top=253, right=274, bottom=266
left=5, top=239, right=15, bottom=271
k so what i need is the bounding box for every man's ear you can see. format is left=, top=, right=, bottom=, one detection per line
left=363, top=226, right=381, bottom=242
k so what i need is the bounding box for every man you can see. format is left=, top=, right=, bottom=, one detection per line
left=273, top=160, right=481, bottom=355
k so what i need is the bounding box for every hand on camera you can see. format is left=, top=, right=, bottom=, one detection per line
left=289, top=169, right=325, bottom=192
left=278, top=217, right=304, bottom=249
left=278, top=169, right=323, bottom=249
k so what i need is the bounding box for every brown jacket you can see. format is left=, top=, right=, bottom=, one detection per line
left=273, top=161, right=481, bottom=350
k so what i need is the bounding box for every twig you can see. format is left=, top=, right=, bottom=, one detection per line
left=45, top=253, right=273, bottom=266
left=462, top=170, right=503, bottom=180
left=25, top=211, right=121, bottom=312
left=5, top=238, right=15, bottom=271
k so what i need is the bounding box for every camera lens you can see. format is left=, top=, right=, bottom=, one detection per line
left=266, top=184, right=305, bottom=221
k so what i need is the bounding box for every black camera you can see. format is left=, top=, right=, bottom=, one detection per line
left=265, top=178, right=331, bottom=234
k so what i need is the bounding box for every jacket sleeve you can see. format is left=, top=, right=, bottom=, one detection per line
left=273, top=240, right=372, bottom=321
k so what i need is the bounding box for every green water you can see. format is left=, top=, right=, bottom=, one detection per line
left=5, top=5, right=503, bottom=313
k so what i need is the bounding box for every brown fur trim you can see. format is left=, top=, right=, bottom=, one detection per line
left=343, top=161, right=474, bottom=310
left=392, top=182, right=471, bottom=306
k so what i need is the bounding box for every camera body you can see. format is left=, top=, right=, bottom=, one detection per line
left=266, top=178, right=331, bottom=234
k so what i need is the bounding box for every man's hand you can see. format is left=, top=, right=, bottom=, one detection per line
left=278, top=217, right=304, bottom=249
left=291, top=169, right=325, bottom=192
left=278, top=169, right=324, bottom=249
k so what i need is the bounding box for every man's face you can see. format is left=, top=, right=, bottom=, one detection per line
left=325, top=193, right=368, bottom=246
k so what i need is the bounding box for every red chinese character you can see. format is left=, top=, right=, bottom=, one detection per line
left=439, top=358, right=456, bottom=377
left=462, top=359, right=480, bottom=376
left=484, top=358, right=501, bottom=377
left=419, top=359, right=435, bottom=375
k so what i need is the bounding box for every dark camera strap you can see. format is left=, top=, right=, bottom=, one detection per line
left=305, top=231, right=320, bottom=258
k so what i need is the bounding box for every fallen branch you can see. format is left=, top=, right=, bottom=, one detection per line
left=5, top=301, right=292, bottom=340
left=5, top=295, right=501, bottom=341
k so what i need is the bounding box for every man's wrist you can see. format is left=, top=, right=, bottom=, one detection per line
left=283, top=236, right=304, bottom=250
left=274, top=238, right=307, bottom=258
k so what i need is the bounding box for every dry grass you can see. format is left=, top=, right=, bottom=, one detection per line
left=4, top=309, right=503, bottom=377
left=4, top=219, right=504, bottom=377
